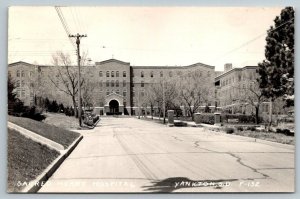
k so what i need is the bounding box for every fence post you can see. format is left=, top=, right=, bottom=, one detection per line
left=167, top=110, right=174, bottom=127
left=214, top=112, right=221, bottom=126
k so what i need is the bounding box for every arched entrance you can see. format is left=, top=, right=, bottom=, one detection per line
left=109, top=100, right=119, bottom=114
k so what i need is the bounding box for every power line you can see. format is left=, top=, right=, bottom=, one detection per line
left=217, top=17, right=295, bottom=60
left=55, top=6, right=76, bottom=50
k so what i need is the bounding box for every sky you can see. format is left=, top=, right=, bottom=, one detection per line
left=8, top=6, right=283, bottom=71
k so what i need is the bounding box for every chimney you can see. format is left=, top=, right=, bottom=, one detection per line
left=224, top=63, right=232, bottom=72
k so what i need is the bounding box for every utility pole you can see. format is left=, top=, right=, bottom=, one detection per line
left=69, top=33, right=87, bottom=127
left=163, top=79, right=166, bottom=124
left=138, top=87, right=141, bottom=119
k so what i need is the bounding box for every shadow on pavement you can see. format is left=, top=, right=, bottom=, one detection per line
left=142, top=177, right=238, bottom=192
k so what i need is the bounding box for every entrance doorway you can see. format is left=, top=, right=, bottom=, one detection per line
left=109, top=100, right=119, bottom=114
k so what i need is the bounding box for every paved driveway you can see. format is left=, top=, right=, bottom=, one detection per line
left=39, top=117, right=294, bottom=193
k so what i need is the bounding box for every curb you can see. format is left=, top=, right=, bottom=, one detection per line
left=7, top=122, right=64, bottom=151
left=22, top=135, right=83, bottom=193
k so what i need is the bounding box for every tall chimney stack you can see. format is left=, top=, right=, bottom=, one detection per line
left=224, top=63, right=232, bottom=72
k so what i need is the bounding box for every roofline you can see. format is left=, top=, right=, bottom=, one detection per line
left=215, top=65, right=258, bottom=80
left=132, top=62, right=214, bottom=70
left=8, top=61, right=35, bottom=67
left=95, top=59, right=130, bottom=65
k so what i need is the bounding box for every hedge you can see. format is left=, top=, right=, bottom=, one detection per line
left=194, top=113, right=261, bottom=124
left=194, top=113, right=214, bottom=125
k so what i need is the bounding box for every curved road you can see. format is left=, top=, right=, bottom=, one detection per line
left=39, top=117, right=294, bottom=193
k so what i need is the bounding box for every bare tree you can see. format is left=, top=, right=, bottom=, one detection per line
left=49, top=51, right=84, bottom=117
left=177, top=71, right=212, bottom=120
left=144, top=84, right=158, bottom=119
left=146, top=80, right=178, bottom=122
left=236, top=80, right=265, bottom=124
left=81, top=80, right=96, bottom=108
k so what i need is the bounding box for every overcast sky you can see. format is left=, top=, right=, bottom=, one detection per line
left=8, top=6, right=283, bottom=71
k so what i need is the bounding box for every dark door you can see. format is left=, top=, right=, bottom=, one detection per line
left=109, top=100, right=119, bottom=114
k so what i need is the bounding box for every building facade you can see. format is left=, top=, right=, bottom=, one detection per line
left=8, top=59, right=216, bottom=116
left=215, top=64, right=271, bottom=115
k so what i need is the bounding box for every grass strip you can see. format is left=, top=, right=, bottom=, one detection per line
left=7, top=128, right=60, bottom=192
left=8, top=116, right=80, bottom=149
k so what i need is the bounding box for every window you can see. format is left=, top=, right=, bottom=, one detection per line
left=99, top=71, right=103, bottom=77
left=116, top=80, right=119, bottom=87
left=177, top=71, right=182, bottom=76
left=30, top=92, right=34, bottom=98
left=116, top=90, right=120, bottom=95
left=132, top=83, right=134, bottom=87
left=150, top=71, right=154, bottom=78
left=141, top=71, right=144, bottom=78
left=123, top=80, right=126, bottom=87
left=169, top=71, right=173, bottom=77
left=106, top=80, right=109, bottom=87
left=116, top=71, right=119, bottom=77
left=111, top=71, right=114, bottom=77
left=123, top=71, right=126, bottom=77
left=160, top=71, right=163, bottom=77
left=21, top=80, right=25, bottom=87
left=123, top=90, right=127, bottom=97
left=106, top=90, right=109, bottom=95
left=111, top=80, right=114, bottom=87
left=21, top=71, right=25, bottom=77
left=141, top=90, right=145, bottom=97
left=132, top=91, right=135, bottom=97
left=141, top=81, right=144, bottom=87
left=250, top=83, right=253, bottom=90
left=238, top=75, right=241, bottom=81
left=106, top=71, right=109, bottom=77
left=21, top=90, right=25, bottom=97
left=16, top=92, right=20, bottom=98
left=16, top=80, right=20, bottom=87
left=29, top=71, right=33, bottom=77
left=99, top=81, right=103, bottom=87
left=30, top=83, right=34, bottom=88
left=17, top=70, right=20, bottom=77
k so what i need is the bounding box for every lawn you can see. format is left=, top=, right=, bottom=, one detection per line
left=43, top=113, right=80, bottom=130
left=7, top=128, right=60, bottom=192
left=8, top=116, right=80, bottom=149
left=232, top=130, right=295, bottom=145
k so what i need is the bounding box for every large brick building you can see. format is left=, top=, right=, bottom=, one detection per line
left=215, top=63, right=271, bottom=115
left=8, top=59, right=215, bottom=115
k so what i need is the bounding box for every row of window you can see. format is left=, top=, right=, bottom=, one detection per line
left=16, top=70, right=34, bottom=78
left=99, top=70, right=210, bottom=78
left=100, top=71, right=127, bottom=78
left=101, top=80, right=126, bottom=87
left=16, top=89, right=26, bottom=98
left=101, top=80, right=147, bottom=87
left=221, top=72, right=255, bottom=87
left=132, top=90, right=145, bottom=97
